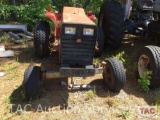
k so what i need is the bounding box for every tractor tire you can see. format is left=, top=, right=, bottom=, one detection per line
left=34, top=21, right=50, bottom=58
left=137, top=45, right=160, bottom=89
left=98, top=1, right=125, bottom=49
left=103, top=58, right=126, bottom=92
left=23, top=66, right=42, bottom=100
left=94, top=26, right=104, bottom=58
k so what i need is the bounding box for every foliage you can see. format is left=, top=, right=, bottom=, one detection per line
left=0, top=0, right=105, bottom=30
left=86, top=87, right=96, bottom=100
left=138, top=71, right=152, bottom=92
left=0, top=0, right=52, bottom=30
left=107, top=51, right=125, bottom=64
left=155, top=95, right=160, bottom=110
left=121, top=110, right=130, bottom=119
left=114, top=51, right=125, bottom=64
left=0, top=0, right=138, bottom=30
left=86, top=90, right=95, bottom=99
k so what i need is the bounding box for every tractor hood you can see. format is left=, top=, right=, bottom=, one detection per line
left=62, top=7, right=95, bottom=25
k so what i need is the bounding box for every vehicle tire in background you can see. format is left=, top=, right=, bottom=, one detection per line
left=34, top=21, right=50, bottom=58
left=98, top=1, right=125, bottom=49
left=103, top=58, right=126, bottom=92
left=137, top=45, right=160, bottom=89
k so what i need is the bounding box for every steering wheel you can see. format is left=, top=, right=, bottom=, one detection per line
left=64, top=2, right=83, bottom=8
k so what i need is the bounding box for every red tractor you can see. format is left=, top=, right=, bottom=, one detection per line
left=23, top=0, right=126, bottom=100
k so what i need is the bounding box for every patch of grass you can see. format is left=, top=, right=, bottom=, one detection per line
left=5, top=96, right=18, bottom=104
left=125, top=62, right=137, bottom=77
left=124, top=54, right=137, bottom=78
left=22, top=47, right=34, bottom=54
left=0, top=33, right=10, bottom=43
left=107, top=97, right=119, bottom=108
left=2, top=62, right=21, bottom=80
left=86, top=89, right=96, bottom=100
left=138, top=71, right=152, bottom=92
left=5, top=65, right=18, bottom=75
left=120, top=110, right=130, bottom=119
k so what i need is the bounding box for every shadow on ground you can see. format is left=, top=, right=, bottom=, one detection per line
left=8, top=35, right=160, bottom=113
left=9, top=77, right=120, bottom=113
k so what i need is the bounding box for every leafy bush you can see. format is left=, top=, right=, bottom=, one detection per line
left=138, top=71, right=152, bottom=92
left=0, top=0, right=105, bottom=30
left=0, top=0, right=137, bottom=30
left=0, top=0, right=52, bottom=30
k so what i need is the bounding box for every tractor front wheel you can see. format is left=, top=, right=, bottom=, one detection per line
left=103, top=58, right=126, bottom=92
left=23, top=66, right=42, bottom=100
left=34, top=21, right=50, bottom=58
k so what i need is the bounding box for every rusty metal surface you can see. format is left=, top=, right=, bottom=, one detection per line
left=62, top=7, right=95, bottom=25
left=42, top=67, right=103, bottom=79
left=43, top=70, right=63, bottom=79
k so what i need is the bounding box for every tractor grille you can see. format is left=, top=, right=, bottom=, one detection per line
left=60, top=24, right=97, bottom=66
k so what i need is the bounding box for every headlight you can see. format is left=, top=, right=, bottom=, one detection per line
left=65, top=27, right=76, bottom=34
left=83, top=28, right=94, bottom=35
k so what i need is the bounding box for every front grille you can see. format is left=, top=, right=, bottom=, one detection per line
left=60, top=24, right=97, bottom=66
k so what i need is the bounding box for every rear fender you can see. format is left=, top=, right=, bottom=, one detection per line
left=45, top=12, right=61, bottom=24
left=45, top=12, right=62, bottom=41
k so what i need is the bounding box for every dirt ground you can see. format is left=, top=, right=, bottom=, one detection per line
left=0, top=35, right=160, bottom=120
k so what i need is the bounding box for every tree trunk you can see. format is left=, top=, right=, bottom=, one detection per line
left=8, top=0, right=18, bottom=22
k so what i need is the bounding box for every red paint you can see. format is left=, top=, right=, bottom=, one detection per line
left=45, top=12, right=62, bottom=51
left=87, top=10, right=96, bottom=21
left=44, top=9, right=96, bottom=52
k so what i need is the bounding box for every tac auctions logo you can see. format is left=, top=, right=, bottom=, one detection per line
left=138, top=106, right=157, bottom=118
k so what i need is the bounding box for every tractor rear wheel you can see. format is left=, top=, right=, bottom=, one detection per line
left=98, top=1, right=125, bottom=49
left=137, top=45, right=160, bottom=89
left=94, top=26, right=104, bottom=58
left=103, top=58, right=126, bottom=92
left=34, top=21, right=50, bottom=58
left=23, top=66, right=42, bottom=100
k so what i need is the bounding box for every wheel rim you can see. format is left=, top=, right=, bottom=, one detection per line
left=104, top=65, right=112, bottom=82
left=138, top=55, right=150, bottom=76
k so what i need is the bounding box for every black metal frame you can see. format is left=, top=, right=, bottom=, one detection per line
left=60, top=23, right=97, bottom=67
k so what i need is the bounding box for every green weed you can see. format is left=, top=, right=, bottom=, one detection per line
left=0, top=33, right=10, bottom=43
left=86, top=89, right=96, bottom=100
left=106, top=51, right=126, bottom=64
left=114, top=51, right=125, bottom=64
left=121, top=110, right=130, bottom=119
left=138, top=71, right=152, bottom=92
